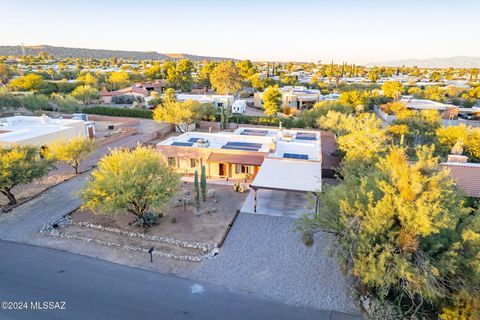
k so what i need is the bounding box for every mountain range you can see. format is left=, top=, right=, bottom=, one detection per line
left=368, top=56, right=480, bottom=68
left=0, top=45, right=234, bottom=61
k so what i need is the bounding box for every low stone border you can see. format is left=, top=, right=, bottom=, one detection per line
left=73, top=221, right=217, bottom=253
left=39, top=216, right=218, bottom=262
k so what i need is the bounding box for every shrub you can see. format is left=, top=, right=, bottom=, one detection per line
left=111, top=94, right=143, bottom=104
left=83, top=106, right=153, bottom=119
left=301, top=231, right=314, bottom=246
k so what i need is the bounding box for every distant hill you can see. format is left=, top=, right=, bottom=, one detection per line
left=0, top=45, right=234, bottom=61
left=368, top=56, right=480, bottom=68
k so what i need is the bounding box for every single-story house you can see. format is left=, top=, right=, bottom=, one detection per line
left=0, top=115, right=95, bottom=147
left=100, top=85, right=149, bottom=104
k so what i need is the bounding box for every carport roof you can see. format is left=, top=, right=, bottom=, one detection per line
left=251, top=158, right=322, bottom=193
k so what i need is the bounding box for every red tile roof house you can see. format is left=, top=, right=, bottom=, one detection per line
left=442, top=161, right=480, bottom=198
left=100, top=85, right=149, bottom=104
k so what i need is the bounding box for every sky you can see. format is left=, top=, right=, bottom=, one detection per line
left=1, top=0, right=479, bottom=63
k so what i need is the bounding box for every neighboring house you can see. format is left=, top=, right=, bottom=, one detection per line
left=442, top=155, right=480, bottom=198
left=136, top=80, right=167, bottom=93
left=176, top=94, right=235, bottom=109
left=100, top=85, right=149, bottom=104
left=253, top=86, right=322, bottom=110
left=231, top=100, right=246, bottom=114
left=0, top=115, right=95, bottom=147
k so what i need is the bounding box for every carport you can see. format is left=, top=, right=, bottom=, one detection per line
left=250, top=158, right=322, bottom=213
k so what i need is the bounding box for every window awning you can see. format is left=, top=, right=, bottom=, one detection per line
left=207, top=153, right=264, bottom=166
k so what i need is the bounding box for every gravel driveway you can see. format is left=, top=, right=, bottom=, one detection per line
left=193, top=212, right=360, bottom=316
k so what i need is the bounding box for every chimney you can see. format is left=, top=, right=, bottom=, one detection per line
left=447, top=154, right=468, bottom=163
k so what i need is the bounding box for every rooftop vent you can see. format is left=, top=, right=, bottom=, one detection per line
left=195, top=138, right=210, bottom=148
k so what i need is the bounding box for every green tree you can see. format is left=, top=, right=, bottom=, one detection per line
left=164, top=59, right=193, bottom=91
left=0, top=63, right=12, bottom=84
left=43, top=137, right=97, bottom=174
left=381, top=81, right=403, bottom=100
left=299, top=101, right=354, bottom=128
left=197, top=61, right=216, bottom=89
left=81, top=145, right=179, bottom=225
left=70, top=85, right=100, bottom=104
left=210, top=61, right=242, bottom=95
left=0, top=145, right=53, bottom=205
left=262, top=85, right=282, bottom=116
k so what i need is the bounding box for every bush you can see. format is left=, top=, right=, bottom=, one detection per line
left=301, top=231, right=314, bottom=246
left=83, top=106, right=153, bottom=119
left=0, top=90, right=22, bottom=109
left=111, top=94, right=144, bottom=104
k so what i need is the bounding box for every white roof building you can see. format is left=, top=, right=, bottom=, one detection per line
left=0, top=115, right=95, bottom=147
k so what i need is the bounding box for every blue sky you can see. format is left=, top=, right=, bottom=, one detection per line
left=1, top=0, right=479, bottom=63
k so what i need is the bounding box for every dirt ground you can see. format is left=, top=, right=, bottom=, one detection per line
left=0, top=163, right=76, bottom=208
left=69, top=182, right=248, bottom=244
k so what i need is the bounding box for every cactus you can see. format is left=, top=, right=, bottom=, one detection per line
left=194, top=170, right=200, bottom=210
left=200, top=165, right=207, bottom=202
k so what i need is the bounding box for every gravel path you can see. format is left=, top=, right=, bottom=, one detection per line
left=194, top=212, right=360, bottom=316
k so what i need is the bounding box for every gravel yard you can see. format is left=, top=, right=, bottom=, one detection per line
left=194, top=212, right=360, bottom=315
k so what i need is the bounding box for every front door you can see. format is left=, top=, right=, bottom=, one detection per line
left=219, top=163, right=226, bottom=176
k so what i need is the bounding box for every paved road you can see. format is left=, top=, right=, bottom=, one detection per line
left=0, top=241, right=347, bottom=320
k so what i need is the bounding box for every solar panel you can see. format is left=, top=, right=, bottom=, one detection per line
left=283, top=153, right=309, bottom=160
left=225, top=142, right=263, bottom=148
left=188, top=137, right=201, bottom=142
left=296, top=132, right=317, bottom=141
left=240, top=129, right=269, bottom=136
left=171, top=142, right=194, bottom=147
left=222, top=145, right=260, bottom=151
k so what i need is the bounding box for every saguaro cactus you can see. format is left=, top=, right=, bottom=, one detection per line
left=194, top=170, right=200, bottom=211
left=200, top=165, right=207, bottom=202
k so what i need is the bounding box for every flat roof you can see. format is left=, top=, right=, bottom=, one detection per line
left=251, top=158, right=322, bottom=193
left=159, top=128, right=322, bottom=161
left=0, top=116, right=85, bottom=143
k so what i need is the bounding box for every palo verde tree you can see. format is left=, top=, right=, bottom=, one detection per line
left=43, top=137, right=97, bottom=174
left=70, top=85, right=100, bottom=104
left=0, top=145, right=54, bottom=205
left=153, top=99, right=194, bottom=133
left=262, top=85, right=282, bottom=116
left=296, top=146, right=480, bottom=318
left=81, top=145, right=179, bottom=226
left=381, top=81, right=404, bottom=100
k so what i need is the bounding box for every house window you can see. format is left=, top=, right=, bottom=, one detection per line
left=241, top=165, right=254, bottom=174
left=235, top=164, right=242, bottom=174
left=190, top=159, right=198, bottom=168
left=167, top=157, right=176, bottom=167
left=218, top=102, right=224, bottom=107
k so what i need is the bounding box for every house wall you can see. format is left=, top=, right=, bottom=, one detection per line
left=156, top=145, right=264, bottom=179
